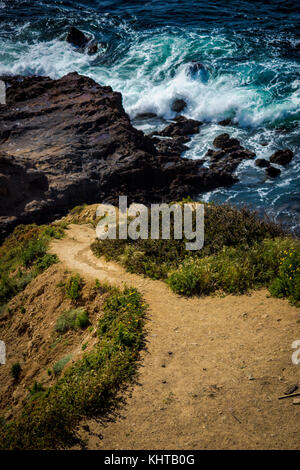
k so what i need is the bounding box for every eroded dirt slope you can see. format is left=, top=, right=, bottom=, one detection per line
left=0, top=265, right=105, bottom=420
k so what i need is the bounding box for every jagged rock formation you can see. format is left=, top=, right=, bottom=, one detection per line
left=205, top=132, right=256, bottom=174
left=66, top=26, right=98, bottom=54
left=0, top=72, right=237, bottom=240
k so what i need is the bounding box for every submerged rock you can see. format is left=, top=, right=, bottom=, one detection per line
left=171, top=99, right=187, bottom=113
left=135, top=112, right=158, bottom=119
left=269, top=149, right=294, bottom=166
left=66, top=26, right=88, bottom=47
left=0, top=73, right=238, bottom=240
left=66, top=26, right=98, bottom=54
left=156, top=115, right=202, bottom=138
left=218, top=118, right=234, bottom=126
left=87, top=43, right=98, bottom=55
left=255, top=158, right=270, bottom=168
left=187, top=61, right=209, bottom=82
left=208, top=134, right=255, bottom=175
left=213, top=133, right=240, bottom=150
left=189, top=61, right=206, bottom=73
left=266, top=166, right=281, bottom=178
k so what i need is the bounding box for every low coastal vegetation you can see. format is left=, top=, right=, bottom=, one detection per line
left=55, top=308, right=90, bottom=334
left=0, top=223, right=65, bottom=313
left=0, top=282, right=146, bottom=449
left=62, top=274, right=84, bottom=301
left=91, top=202, right=300, bottom=305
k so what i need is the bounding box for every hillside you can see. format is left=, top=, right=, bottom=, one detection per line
left=0, top=204, right=299, bottom=449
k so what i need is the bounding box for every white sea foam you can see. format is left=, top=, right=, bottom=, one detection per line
left=1, top=31, right=299, bottom=131
left=0, top=39, right=94, bottom=78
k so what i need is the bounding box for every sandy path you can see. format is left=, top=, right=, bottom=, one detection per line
left=50, top=224, right=300, bottom=449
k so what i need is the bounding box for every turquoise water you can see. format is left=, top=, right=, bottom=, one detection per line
left=0, top=1, right=299, bottom=232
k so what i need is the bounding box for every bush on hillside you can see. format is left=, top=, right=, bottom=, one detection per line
left=269, top=246, right=300, bottom=304
left=168, top=238, right=300, bottom=303
left=64, top=274, right=84, bottom=301
left=91, top=202, right=299, bottom=302
left=0, top=223, right=65, bottom=308
left=55, top=309, right=90, bottom=334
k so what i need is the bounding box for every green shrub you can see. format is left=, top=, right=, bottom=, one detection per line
left=53, top=355, right=72, bottom=377
left=94, top=279, right=117, bottom=295
left=0, top=275, right=17, bottom=306
left=70, top=205, right=86, bottom=215
left=42, top=226, right=65, bottom=239
left=74, top=309, right=90, bottom=329
left=13, top=272, right=35, bottom=293
left=21, top=238, right=48, bottom=268
left=168, top=258, right=214, bottom=296
left=0, top=304, right=7, bottom=317
left=55, top=309, right=90, bottom=334
left=168, top=238, right=299, bottom=298
left=0, top=223, right=65, bottom=309
left=50, top=336, right=62, bottom=350
left=269, top=246, right=300, bottom=304
left=64, top=274, right=83, bottom=301
left=29, top=382, right=45, bottom=398
left=11, top=363, right=21, bottom=381
left=34, top=254, right=58, bottom=273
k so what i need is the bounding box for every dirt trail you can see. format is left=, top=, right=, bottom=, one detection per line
left=50, top=224, right=300, bottom=449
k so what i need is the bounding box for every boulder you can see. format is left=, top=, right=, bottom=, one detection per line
left=187, top=62, right=209, bottom=82
left=205, top=149, right=214, bottom=157
left=155, top=138, right=189, bottom=157
left=171, top=99, right=187, bottom=113
left=266, top=166, right=281, bottom=178
left=87, top=43, right=98, bottom=55
left=157, top=115, right=202, bottom=138
left=269, top=149, right=294, bottom=166
left=255, top=158, right=270, bottom=168
left=66, top=26, right=98, bottom=55
left=66, top=26, right=88, bottom=48
left=208, top=137, right=255, bottom=174
left=218, top=118, right=234, bottom=126
left=229, top=149, right=255, bottom=159
left=210, top=150, right=226, bottom=161
left=213, top=133, right=240, bottom=150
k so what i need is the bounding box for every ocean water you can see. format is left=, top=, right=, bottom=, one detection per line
left=0, top=0, right=299, bottom=232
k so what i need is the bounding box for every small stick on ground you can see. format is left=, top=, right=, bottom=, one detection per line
left=230, top=411, right=242, bottom=423
left=278, top=392, right=300, bottom=400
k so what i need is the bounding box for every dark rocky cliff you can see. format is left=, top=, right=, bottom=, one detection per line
left=0, top=72, right=236, bottom=240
